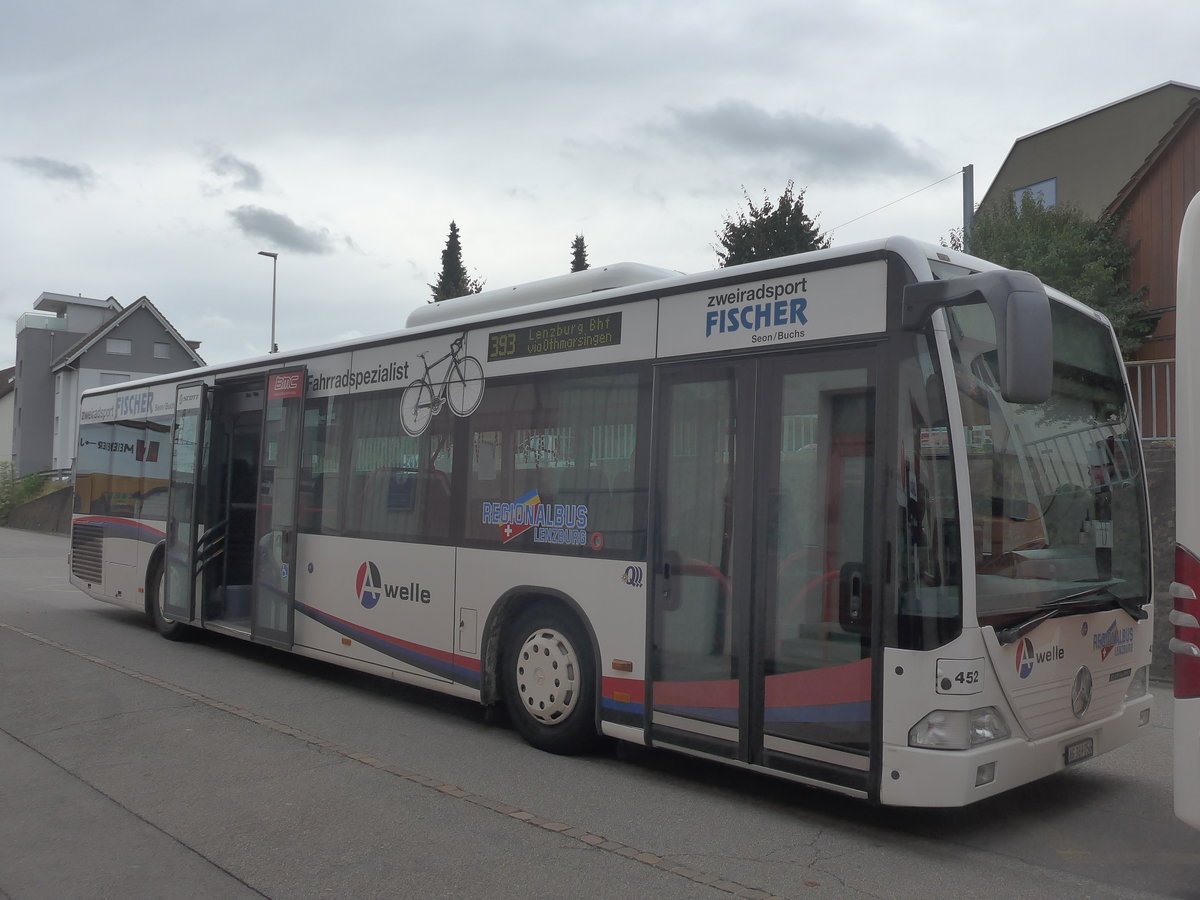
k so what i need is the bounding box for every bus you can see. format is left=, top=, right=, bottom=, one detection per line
left=1172, top=192, right=1200, bottom=829
left=69, top=236, right=1154, bottom=807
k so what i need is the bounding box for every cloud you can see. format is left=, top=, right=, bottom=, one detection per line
left=227, top=205, right=338, bottom=254
left=206, top=149, right=263, bottom=191
left=9, top=155, right=97, bottom=190
left=652, top=100, right=941, bottom=182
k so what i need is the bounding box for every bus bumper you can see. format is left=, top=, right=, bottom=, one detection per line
left=878, top=692, right=1153, bottom=807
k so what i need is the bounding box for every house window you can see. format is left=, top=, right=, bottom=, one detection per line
left=154, top=342, right=171, bottom=359
left=100, top=373, right=130, bottom=386
left=106, top=338, right=132, bottom=355
left=1012, top=178, right=1057, bottom=209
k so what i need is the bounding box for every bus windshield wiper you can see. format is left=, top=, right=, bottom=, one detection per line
left=994, top=580, right=1141, bottom=645
left=1054, top=579, right=1149, bottom=623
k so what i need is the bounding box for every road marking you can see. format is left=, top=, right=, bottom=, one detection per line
left=0, top=621, right=793, bottom=899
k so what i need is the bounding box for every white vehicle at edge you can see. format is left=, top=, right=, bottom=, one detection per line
left=1172, top=191, right=1200, bottom=829
left=68, top=236, right=1153, bottom=808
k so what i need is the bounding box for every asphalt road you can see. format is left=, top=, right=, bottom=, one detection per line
left=1, top=527, right=1196, bottom=900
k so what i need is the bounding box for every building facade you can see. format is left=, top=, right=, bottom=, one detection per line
left=982, top=81, right=1200, bottom=439
left=12, top=292, right=204, bottom=477
left=0, top=366, right=14, bottom=465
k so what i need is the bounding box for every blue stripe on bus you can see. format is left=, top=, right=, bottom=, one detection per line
left=601, top=697, right=645, bottom=715
left=295, top=601, right=481, bottom=688
left=765, top=701, right=870, bottom=724
left=655, top=701, right=870, bottom=725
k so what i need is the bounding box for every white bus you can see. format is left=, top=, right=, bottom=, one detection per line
left=1172, top=192, right=1200, bottom=829
left=69, top=237, right=1154, bottom=807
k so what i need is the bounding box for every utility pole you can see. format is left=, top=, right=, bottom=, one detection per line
left=258, top=250, right=279, bottom=353
left=962, top=164, right=974, bottom=254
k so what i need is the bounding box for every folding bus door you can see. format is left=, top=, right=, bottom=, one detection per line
left=251, top=367, right=307, bottom=648
left=756, top=354, right=876, bottom=786
left=163, top=382, right=209, bottom=623
left=650, top=350, right=878, bottom=791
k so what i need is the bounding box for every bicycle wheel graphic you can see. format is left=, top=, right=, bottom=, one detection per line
left=445, top=355, right=484, bottom=416
left=400, top=379, right=436, bottom=436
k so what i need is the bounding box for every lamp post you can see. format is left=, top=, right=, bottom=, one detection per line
left=258, top=250, right=279, bottom=354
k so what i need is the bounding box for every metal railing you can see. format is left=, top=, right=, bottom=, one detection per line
left=1127, top=359, right=1175, bottom=440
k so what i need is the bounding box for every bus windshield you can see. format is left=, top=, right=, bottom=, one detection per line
left=946, top=300, right=1150, bottom=625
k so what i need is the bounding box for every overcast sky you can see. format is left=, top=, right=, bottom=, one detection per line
left=3, top=0, right=1198, bottom=371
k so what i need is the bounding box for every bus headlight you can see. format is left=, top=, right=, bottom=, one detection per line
left=908, top=707, right=1011, bottom=750
left=1124, top=665, right=1149, bottom=701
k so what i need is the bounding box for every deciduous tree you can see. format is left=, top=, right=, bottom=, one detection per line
left=716, top=180, right=830, bottom=267
left=950, top=194, right=1154, bottom=357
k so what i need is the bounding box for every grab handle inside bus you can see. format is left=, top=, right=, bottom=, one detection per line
left=901, top=270, right=1053, bottom=405
left=839, top=562, right=870, bottom=634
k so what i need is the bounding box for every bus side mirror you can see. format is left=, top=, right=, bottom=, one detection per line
left=902, top=270, right=1053, bottom=405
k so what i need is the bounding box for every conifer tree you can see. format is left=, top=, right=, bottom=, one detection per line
left=429, top=221, right=485, bottom=301
left=570, top=234, right=590, bottom=272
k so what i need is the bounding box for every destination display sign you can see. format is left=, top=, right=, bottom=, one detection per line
left=487, top=312, right=622, bottom=362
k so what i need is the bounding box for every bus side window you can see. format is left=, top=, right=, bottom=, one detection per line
left=298, top=396, right=341, bottom=535
left=319, top=389, right=454, bottom=544
left=466, top=370, right=647, bottom=555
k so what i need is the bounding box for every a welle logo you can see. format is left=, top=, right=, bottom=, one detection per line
left=1015, top=637, right=1065, bottom=679
left=355, top=561, right=431, bottom=609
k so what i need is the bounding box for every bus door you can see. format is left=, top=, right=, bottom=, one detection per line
left=250, top=367, right=307, bottom=648
left=650, top=351, right=877, bottom=790
left=163, top=381, right=210, bottom=623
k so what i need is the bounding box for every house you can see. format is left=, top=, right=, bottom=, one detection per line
left=981, top=81, right=1200, bottom=438
left=12, top=292, right=204, bottom=477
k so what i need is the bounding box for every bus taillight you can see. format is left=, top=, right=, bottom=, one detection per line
left=1170, top=546, right=1200, bottom=700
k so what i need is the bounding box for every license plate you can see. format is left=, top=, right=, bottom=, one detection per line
left=1064, top=737, right=1094, bottom=765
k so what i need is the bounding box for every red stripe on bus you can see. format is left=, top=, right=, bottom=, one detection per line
left=1175, top=545, right=1200, bottom=699
left=651, top=658, right=871, bottom=711
left=764, top=658, right=871, bottom=707
left=602, top=676, right=646, bottom=703
left=653, top=678, right=740, bottom=709
left=301, top=603, right=480, bottom=672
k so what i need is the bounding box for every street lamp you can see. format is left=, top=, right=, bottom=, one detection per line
left=257, top=250, right=279, bottom=354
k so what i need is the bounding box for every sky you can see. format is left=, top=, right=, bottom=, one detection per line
left=3, top=0, right=1198, bottom=371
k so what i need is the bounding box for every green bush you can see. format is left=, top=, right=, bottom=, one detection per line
left=0, top=465, right=57, bottom=524
left=0, top=462, right=15, bottom=524
left=16, top=472, right=46, bottom=504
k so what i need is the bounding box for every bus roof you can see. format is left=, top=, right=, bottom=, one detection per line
left=79, top=235, right=1099, bottom=399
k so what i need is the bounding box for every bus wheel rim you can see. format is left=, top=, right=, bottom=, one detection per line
left=515, top=628, right=579, bottom=725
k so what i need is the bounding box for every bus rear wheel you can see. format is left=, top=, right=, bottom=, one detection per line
left=148, top=560, right=189, bottom=641
left=502, top=604, right=597, bottom=754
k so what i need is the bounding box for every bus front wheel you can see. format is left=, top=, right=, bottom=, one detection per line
left=502, top=604, right=597, bottom=755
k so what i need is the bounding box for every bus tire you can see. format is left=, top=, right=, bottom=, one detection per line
left=502, top=603, right=597, bottom=755
left=148, top=558, right=189, bottom=641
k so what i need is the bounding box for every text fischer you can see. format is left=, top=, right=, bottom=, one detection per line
left=705, top=297, right=809, bottom=337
